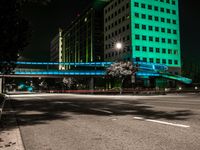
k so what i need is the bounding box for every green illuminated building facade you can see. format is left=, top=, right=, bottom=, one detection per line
left=104, top=0, right=181, bottom=75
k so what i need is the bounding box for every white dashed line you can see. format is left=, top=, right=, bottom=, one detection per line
left=133, top=117, right=190, bottom=128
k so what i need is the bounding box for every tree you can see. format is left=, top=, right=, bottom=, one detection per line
left=106, top=61, right=137, bottom=94
left=0, top=0, right=51, bottom=74
left=63, top=77, right=75, bottom=89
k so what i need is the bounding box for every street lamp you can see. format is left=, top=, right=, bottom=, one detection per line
left=115, top=42, right=123, bottom=50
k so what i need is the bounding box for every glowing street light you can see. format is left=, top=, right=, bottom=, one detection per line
left=115, top=42, right=123, bottom=50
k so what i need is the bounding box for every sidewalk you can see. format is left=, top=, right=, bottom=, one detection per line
left=0, top=98, right=24, bottom=150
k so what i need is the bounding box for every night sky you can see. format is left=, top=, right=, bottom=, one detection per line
left=21, top=0, right=200, bottom=63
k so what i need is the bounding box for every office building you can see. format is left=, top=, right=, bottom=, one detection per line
left=104, top=0, right=181, bottom=75
left=61, top=0, right=110, bottom=70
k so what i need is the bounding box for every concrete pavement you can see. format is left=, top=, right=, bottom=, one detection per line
left=2, top=93, right=200, bottom=150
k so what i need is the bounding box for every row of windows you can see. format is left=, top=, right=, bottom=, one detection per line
left=135, top=57, right=178, bottom=65
left=105, top=9, right=130, bottom=23
left=105, top=14, right=130, bottom=30
left=105, top=24, right=130, bottom=40
left=134, top=12, right=177, bottom=24
left=135, top=24, right=177, bottom=34
left=135, top=46, right=178, bottom=55
left=134, top=2, right=176, bottom=14
left=105, top=48, right=130, bottom=58
left=105, top=0, right=128, bottom=14
left=135, top=34, right=178, bottom=45
left=155, top=0, right=176, bottom=5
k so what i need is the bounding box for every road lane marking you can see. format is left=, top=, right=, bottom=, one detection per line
left=90, top=108, right=113, bottom=114
left=133, top=117, right=190, bottom=128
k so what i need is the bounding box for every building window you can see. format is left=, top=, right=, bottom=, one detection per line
left=174, top=40, right=177, bottom=44
left=174, top=60, right=178, bottom=65
left=160, top=7, right=164, bottom=12
left=134, top=2, right=139, bottom=7
left=142, top=24, right=146, bottom=30
left=168, top=59, right=172, bottom=64
left=142, top=35, right=147, bottom=40
left=161, top=18, right=165, bottom=22
left=167, top=19, right=171, bottom=23
left=148, top=26, right=153, bottom=30
left=135, top=24, right=139, bottom=29
left=168, top=39, right=172, bottom=44
left=143, top=57, right=147, bottom=62
left=155, top=26, right=159, bottom=32
left=141, top=3, right=146, bottom=8
left=148, top=5, right=152, bottom=10
left=173, top=20, right=176, bottom=24
left=135, top=34, right=140, bottom=40
left=167, top=28, right=171, bottom=33
left=161, top=28, right=165, bottom=33
left=149, top=36, right=153, bottom=41
left=136, top=46, right=140, bottom=51
left=174, top=50, right=178, bottom=55
left=172, top=10, right=176, bottom=15
left=136, top=57, right=140, bottom=61
left=172, top=0, right=176, bottom=5
left=148, top=15, right=152, bottom=20
left=126, top=3, right=129, bottom=8
left=173, top=30, right=177, bottom=34
left=149, top=58, right=154, bottom=63
left=155, top=37, right=159, bottom=42
left=162, top=48, right=166, bottom=53
left=166, top=9, right=170, bottom=14
left=154, top=6, right=158, bottom=11
left=156, top=48, right=160, bottom=53
left=168, top=49, right=172, bottom=54
left=141, top=14, right=146, bottom=19
left=156, top=59, right=160, bottom=63
left=149, top=47, right=153, bottom=52
left=127, top=24, right=130, bottom=29
left=162, top=59, right=166, bottom=64
left=155, top=16, right=159, bottom=21
left=162, top=38, right=166, bottom=43
left=135, top=13, right=139, bottom=18
left=142, top=47, right=147, bottom=51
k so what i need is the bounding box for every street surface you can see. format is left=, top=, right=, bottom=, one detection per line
left=7, top=93, right=200, bottom=150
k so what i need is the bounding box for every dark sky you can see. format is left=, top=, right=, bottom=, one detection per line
left=21, top=0, right=200, bottom=63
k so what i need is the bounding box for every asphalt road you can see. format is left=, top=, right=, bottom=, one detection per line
left=8, top=93, right=200, bottom=150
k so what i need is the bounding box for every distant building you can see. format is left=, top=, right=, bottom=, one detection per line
left=104, top=0, right=181, bottom=75
left=60, top=0, right=110, bottom=70
left=50, top=28, right=63, bottom=69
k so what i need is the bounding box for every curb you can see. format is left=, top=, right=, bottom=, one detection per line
left=0, top=95, right=25, bottom=150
